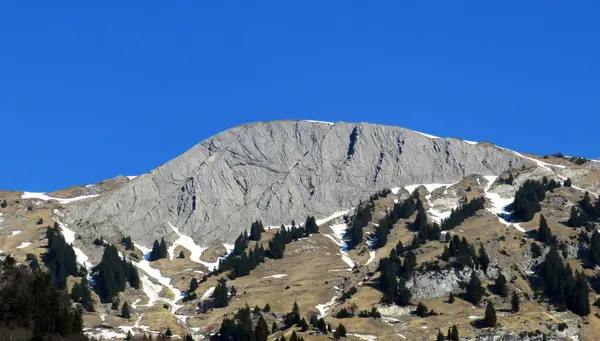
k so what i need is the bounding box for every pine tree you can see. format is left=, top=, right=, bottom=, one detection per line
left=126, top=331, right=133, bottom=340
left=272, top=322, right=278, bottom=334
left=333, top=324, right=347, bottom=339
left=299, top=317, right=309, bottom=331
left=166, top=328, right=172, bottom=338
left=495, top=273, right=509, bottom=298
left=178, top=250, right=185, bottom=259
left=264, top=303, right=271, bottom=312
left=448, top=292, right=455, bottom=303
left=567, top=207, right=584, bottom=227
left=483, top=301, right=497, bottom=327
left=467, top=272, right=484, bottom=305
left=0, top=199, right=6, bottom=208
left=305, top=216, right=319, bottom=234
left=450, top=325, right=459, bottom=341
left=511, top=291, right=520, bottom=313
left=415, top=301, right=428, bottom=317
left=478, top=243, right=490, bottom=273
left=250, top=220, right=265, bottom=241
left=214, top=277, right=229, bottom=308
left=149, top=240, right=161, bottom=261
left=159, top=238, right=168, bottom=259
left=589, top=231, right=600, bottom=266
left=121, top=302, right=131, bottom=319
left=538, top=214, right=553, bottom=244
left=564, top=178, right=572, bottom=187
left=437, top=329, right=444, bottom=341
left=255, top=315, right=269, bottom=341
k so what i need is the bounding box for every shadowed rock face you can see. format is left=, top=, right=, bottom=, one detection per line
left=63, top=120, right=526, bottom=247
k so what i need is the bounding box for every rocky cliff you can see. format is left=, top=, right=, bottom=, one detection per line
left=64, top=120, right=527, bottom=247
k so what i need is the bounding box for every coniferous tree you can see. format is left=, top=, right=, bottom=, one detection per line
left=333, top=324, right=347, bottom=339
left=214, top=277, right=229, bottom=308
left=255, top=314, right=270, bottom=341
left=264, top=303, right=271, bottom=312
left=272, top=322, right=278, bottom=334
left=538, top=214, right=553, bottom=244
left=0, top=199, right=6, bottom=208
left=564, top=178, right=572, bottom=187
left=530, top=242, right=543, bottom=259
left=249, top=220, right=265, bottom=241
left=511, top=292, right=520, bottom=313
left=178, top=250, right=185, bottom=259
left=450, top=325, right=459, bottom=341
left=43, top=225, right=79, bottom=289
left=495, top=273, right=509, bottom=298
left=304, top=216, right=319, bottom=234
left=149, top=240, right=162, bottom=261
left=483, top=301, right=497, bottom=327
left=159, top=237, right=168, bottom=259
left=448, top=292, right=455, bottom=304
left=121, top=236, right=135, bottom=251
left=415, top=301, right=429, bottom=317
left=188, top=278, right=198, bottom=293
left=588, top=231, right=600, bottom=266
left=436, top=329, right=444, bottom=341
left=121, top=302, right=131, bottom=319
left=478, top=243, right=490, bottom=273
left=440, top=197, right=486, bottom=231
left=467, top=272, right=484, bottom=305
left=512, top=180, right=546, bottom=221
left=166, top=328, right=172, bottom=338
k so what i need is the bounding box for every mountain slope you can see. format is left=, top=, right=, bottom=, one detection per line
left=63, top=120, right=527, bottom=248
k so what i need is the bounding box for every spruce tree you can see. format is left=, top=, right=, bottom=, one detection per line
left=483, top=301, right=497, bottom=327
left=467, top=272, right=484, bottom=305
left=448, top=292, right=455, bottom=304
left=178, top=250, right=185, bottom=259
left=415, top=301, right=428, bottom=317
left=564, top=178, right=572, bottom=187
left=305, top=216, right=319, bottom=234
left=159, top=238, right=168, bottom=259
left=264, top=303, right=271, bottom=312
left=437, top=329, right=444, bottom=341
left=149, top=240, right=161, bottom=261
left=511, top=291, right=520, bottom=313
left=250, top=220, right=265, bottom=241
left=121, top=302, right=131, bottom=319
left=272, top=322, right=278, bottom=334
left=214, top=277, right=229, bottom=308
left=538, top=214, right=553, bottom=244
left=166, top=328, right=172, bottom=338
left=589, top=231, right=600, bottom=266
left=495, top=273, right=509, bottom=298
left=450, top=325, right=459, bottom=341
left=478, top=243, right=490, bottom=273
left=255, top=315, right=270, bottom=341
left=188, top=278, right=198, bottom=293
left=333, top=324, right=347, bottom=339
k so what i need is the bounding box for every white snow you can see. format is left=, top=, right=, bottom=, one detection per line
left=325, top=223, right=355, bottom=269
left=316, top=210, right=349, bottom=226
left=366, top=250, right=376, bottom=266
left=396, top=333, right=407, bottom=339
left=304, top=120, right=334, bottom=125
left=16, top=242, right=31, bottom=249
left=469, top=315, right=479, bottom=320
left=201, top=286, right=215, bottom=299
left=167, top=221, right=232, bottom=271
left=84, top=329, right=126, bottom=339
left=463, top=140, right=478, bottom=145
left=483, top=176, right=527, bottom=233
left=414, top=130, right=440, bottom=139
left=10, top=230, right=22, bottom=237
left=140, top=275, right=163, bottom=307
left=127, top=175, right=138, bottom=180
left=263, top=274, right=288, bottom=279
left=21, top=192, right=98, bottom=204
left=315, top=292, right=338, bottom=317
left=55, top=220, right=93, bottom=269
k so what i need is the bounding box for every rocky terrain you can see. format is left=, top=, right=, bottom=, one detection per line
left=1, top=120, right=599, bottom=341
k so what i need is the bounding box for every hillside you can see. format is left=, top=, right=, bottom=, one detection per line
left=1, top=120, right=599, bottom=341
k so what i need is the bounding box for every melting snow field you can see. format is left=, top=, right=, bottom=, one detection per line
left=316, top=210, right=350, bottom=226
left=16, top=242, right=31, bottom=249
left=304, top=120, right=334, bottom=125
left=348, top=334, right=377, bottom=341
left=167, top=221, right=233, bottom=271
left=263, top=274, right=288, bottom=279
left=10, top=230, right=22, bottom=237
left=325, top=223, right=355, bottom=269
left=316, top=292, right=339, bottom=317
left=483, top=176, right=527, bottom=233
left=21, top=192, right=98, bottom=204
left=55, top=220, right=93, bottom=269
left=201, top=286, right=215, bottom=299
left=414, top=130, right=440, bottom=139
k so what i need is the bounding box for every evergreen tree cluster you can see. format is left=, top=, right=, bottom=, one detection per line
left=377, top=247, right=415, bottom=305
left=440, top=197, right=485, bottom=231
left=347, top=201, right=373, bottom=248
left=249, top=220, right=265, bottom=241
left=374, top=196, right=417, bottom=248
left=217, top=305, right=273, bottom=341
left=441, top=235, right=479, bottom=269
left=0, top=258, right=85, bottom=340
left=148, top=237, right=168, bottom=261
left=413, top=198, right=441, bottom=243
left=466, top=272, right=485, bottom=305
left=213, top=277, right=230, bottom=308
left=537, top=214, right=555, bottom=245
left=71, top=277, right=95, bottom=312
left=121, top=236, right=135, bottom=251
left=229, top=244, right=266, bottom=280
left=539, top=246, right=590, bottom=316
left=268, top=219, right=310, bottom=259
left=92, top=244, right=141, bottom=303
left=587, top=230, right=600, bottom=267
left=567, top=192, right=600, bottom=227
left=511, top=179, right=547, bottom=221
left=43, top=224, right=80, bottom=290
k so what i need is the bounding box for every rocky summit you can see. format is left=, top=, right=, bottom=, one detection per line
left=1, top=120, right=600, bottom=341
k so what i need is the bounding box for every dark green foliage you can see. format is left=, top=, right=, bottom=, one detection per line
left=43, top=225, right=79, bottom=289
left=304, top=216, right=319, bottom=234
left=495, top=273, right=509, bottom=297
left=188, top=278, right=198, bottom=293
left=347, top=201, right=373, bottom=248
left=537, top=214, right=554, bottom=244
left=0, top=261, right=85, bottom=339
left=149, top=238, right=168, bottom=261
left=440, top=197, right=486, bottom=231
left=511, top=292, right=520, bottom=313
left=414, top=301, right=429, bottom=317
left=512, top=180, right=546, bottom=221
left=249, top=220, right=265, bottom=241
left=478, top=243, right=490, bottom=273
left=0, top=199, right=6, bottom=208
left=214, top=277, right=229, bottom=308
left=121, top=236, right=135, bottom=251
left=121, top=302, right=131, bottom=319
left=317, top=318, right=327, bottom=334
left=372, top=196, right=419, bottom=248
left=166, top=328, right=172, bottom=338
left=442, top=235, right=477, bottom=268
left=539, top=246, right=590, bottom=316
left=299, top=317, right=309, bottom=332
left=450, top=325, right=459, bottom=341
left=564, top=178, right=572, bottom=187
left=358, top=307, right=381, bottom=318
left=378, top=247, right=412, bottom=305
left=588, top=231, right=600, bottom=266
left=437, top=329, right=445, bottom=341
left=333, top=323, right=347, bottom=339
left=92, top=245, right=141, bottom=302
left=335, top=307, right=353, bottom=318
left=284, top=301, right=301, bottom=327
left=263, top=303, right=271, bottom=312
left=567, top=206, right=588, bottom=227
left=71, top=278, right=95, bottom=312
left=483, top=301, right=497, bottom=327
left=546, top=178, right=561, bottom=192
left=530, top=242, right=543, bottom=258
left=499, top=173, right=514, bottom=185
left=467, top=273, right=484, bottom=305
left=255, top=315, right=269, bottom=341
left=272, top=322, right=278, bottom=334
left=268, top=227, right=294, bottom=259
left=178, top=251, right=185, bottom=259
left=340, top=286, right=357, bottom=301
left=448, top=292, right=455, bottom=303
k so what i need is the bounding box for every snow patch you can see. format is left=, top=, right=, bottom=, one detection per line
left=316, top=293, right=338, bottom=317
left=55, top=220, right=93, bottom=269
left=16, top=242, right=31, bottom=249
left=414, top=130, right=440, bottom=139
left=348, top=334, right=377, bottom=341
left=483, top=176, right=526, bottom=233
left=21, top=192, right=98, bottom=204
left=263, top=274, right=288, bottom=279
left=326, top=223, right=355, bottom=269
left=316, top=210, right=349, bottom=226
left=304, top=120, right=334, bottom=125
left=127, top=175, right=138, bottom=180
left=10, top=230, right=22, bottom=237
left=202, top=286, right=215, bottom=299
left=167, top=221, right=226, bottom=271
left=463, top=140, right=478, bottom=145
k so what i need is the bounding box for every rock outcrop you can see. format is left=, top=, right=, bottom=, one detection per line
left=63, top=120, right=528, bottom=247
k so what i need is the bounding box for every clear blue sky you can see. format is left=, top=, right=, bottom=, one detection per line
left=1, top=2, right=599, bottom=191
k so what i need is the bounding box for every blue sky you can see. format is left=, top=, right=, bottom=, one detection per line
left=1, top=2, right=599, bottom=191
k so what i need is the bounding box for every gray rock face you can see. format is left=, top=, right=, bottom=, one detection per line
left=64, top=120, right=527, bottom=247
